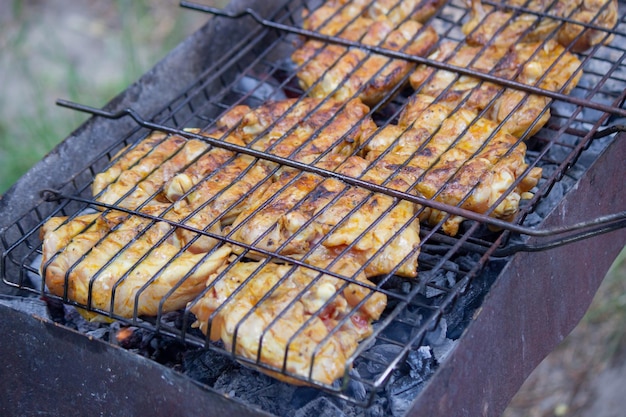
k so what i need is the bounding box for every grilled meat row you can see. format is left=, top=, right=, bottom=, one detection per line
left=37, top=0, right=617, bottom=385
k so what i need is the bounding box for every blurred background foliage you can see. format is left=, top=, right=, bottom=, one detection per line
left=0, top=0, right=221, bottom=194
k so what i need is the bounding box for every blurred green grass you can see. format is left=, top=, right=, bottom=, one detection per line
left=0, top=0, right=219, bottom=194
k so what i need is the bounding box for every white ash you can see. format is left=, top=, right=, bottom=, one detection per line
left=386, top=346, right=435, bottom=416
left=294, top=397, right=346, bottom=417
left=236, top=75, right=287, bottom=107
left=213, top=366, right=298, bottom=416
left=0, top=295, right=50, bottom=319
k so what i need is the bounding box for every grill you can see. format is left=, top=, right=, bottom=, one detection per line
left=1, top=0, right=626, bottom=415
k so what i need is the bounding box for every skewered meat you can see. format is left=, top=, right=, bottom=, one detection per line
left=189, top=258, right=386, bottom=385
left=336, top=0, right=446, bottom=24
left=463, top=0, right=617, bottom=52
left=40, top=210, right=232, bottom=318
left=362, top=94, right=542, bottom=235
left=227, top=156, right=420, bottom=278
left=291, top=2, right=438, bottom=106
left=409, top=39, right=582, bottom=138
left=221, top=97, right=376, bottom=168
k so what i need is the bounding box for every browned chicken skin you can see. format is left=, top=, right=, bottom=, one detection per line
left=291, top=1, right=438, bottom=106
left=227, top=155, right=420, bottom=278
left=362, top=94, right=542, bottom=235
left=336, top=0, right=446, bottom=24
left=40, top=210, right=232, bottom=318
left=463, top=0, right=617, bottom=52
left=221, top=97, right=376, bottom=168
left=409, top=39, right=582, bottom=138
left=93, top=129, right=245, bottom=210
left=189, top=259, right=386, bottom=385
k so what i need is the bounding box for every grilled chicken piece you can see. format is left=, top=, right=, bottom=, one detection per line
left=95, top=95, right=375, bottom=213
left=463, top=0, right=617, bottom=52
left=409, top=39, right=582, bottom=138
left=362, top=94, right=542, bottom=235
left=92, top=127, right=277, bottom=251
left=189, top=259, right=386, bottom=385
left=40, top=210, right=232, bottom=318
left=46, top=93, right=379, bottom=317
left=163, top=147, right=275, bottom=228
left=93, top=129, right=243, bottom=210
left=336, top=0, right=446, bottom=24
left=291, top=2, right=438, bottom=106
left=157, top=152, right=277, bottom=253
left=227, top=156, right=420, bottom=278
left=220, top=98, right=376, bottom=169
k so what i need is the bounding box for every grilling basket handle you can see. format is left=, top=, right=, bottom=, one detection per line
left=49, top=99, right=626, bottom=259
left=38, top=182, right=626, bottom=260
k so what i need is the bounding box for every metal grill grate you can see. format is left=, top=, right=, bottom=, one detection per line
left=2, top=0, right=626, bottom=409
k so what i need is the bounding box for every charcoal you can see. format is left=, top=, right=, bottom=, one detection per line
left=424, top=317, right=447, bottom=347
left=213, top=366, right=296, bottom=416
left=182, top=349, right=236, bottom=386
left=382, top=348, right=435, bottom=416
left=149, top=337, right=186, bottom=367
left=406, top=347, right=436, bottom=382
left=445, top=274, right=495, bottom=339
left=548, top=142, right=577, bottom=164
left=290, top=386, right=322, bottom=409
left=85, top=327, right=109, bottom=340
left=523, top=212, right=543, bottom=227
left=294, top=397, right=347, bottom=417
left=363, top=396, right=387, bottom=417
left=380, top=318, right=422, bottom=346
left=43, top=296, right=66, bottom=323
left=549, top=98, right=578, bottom=120
left=64, top=306, right=106, bottom=334
left=237, top=75, right=287, bottom=106
left=456, top=254, right=481, bottom=272
left=26, top=254, right=43, bottom=290
left=386, top=375, right=423, bottom=417
left=425, top=270, right=456, bottom=298
left=343, top=369, right=367, bottom=403
left=355, top=344, right=404, bottom=380
left=579, top=135, right=614, bottom=168
left=111, top=325, right=144, bottom=350
left=425, top=285, right=446, bottom=298
left=432, top=337, right=457, bottom=363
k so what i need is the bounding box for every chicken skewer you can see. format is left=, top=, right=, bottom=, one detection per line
left=219, top=97, right=376, bottom=168
left=93, top=128, right=247, bottom=210
left=41, top=143, right=274, bottom=318
left=42, top=94, right=380, bottom=318
left=94, top=97, right=375, bottom=216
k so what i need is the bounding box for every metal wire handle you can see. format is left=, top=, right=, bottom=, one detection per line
left=54, top=99, right=626, bottom=254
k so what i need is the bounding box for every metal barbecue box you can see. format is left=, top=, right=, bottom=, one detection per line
left=1, top=0, right=626, bottom=416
